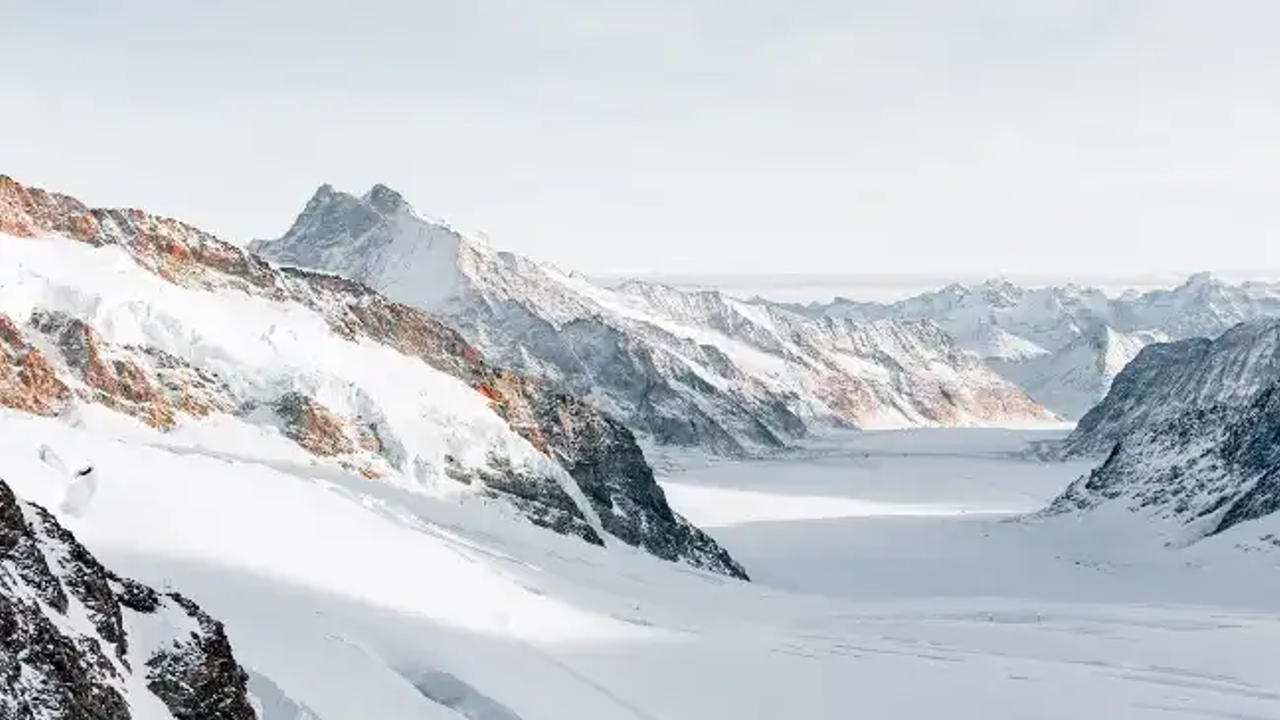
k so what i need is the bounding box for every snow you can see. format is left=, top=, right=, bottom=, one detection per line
left=5, top=409, right=1280, bottom=719
left=0, top=231, right=595, bottom=527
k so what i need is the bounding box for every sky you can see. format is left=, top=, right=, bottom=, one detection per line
left=2, top=1, right=1278, bottom=280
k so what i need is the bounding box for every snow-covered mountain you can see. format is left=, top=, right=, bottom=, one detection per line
left=1046, top=383, right=1280, bottom=551
left=0, top=477, right=256, bottom=720
left=807, top=275, right=1280, bottom=418
left=251, top=185, right=1052, bottom=456
left=1062, top=318, right=1280, bottom=457
left=1040, top=318, right=1280, bottom=551
left=0, top=175, right=744, bottom=579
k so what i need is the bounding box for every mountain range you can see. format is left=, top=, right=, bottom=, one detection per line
left=250, top=184, right=1053, bottom=457
left=805, top=275, right=1280, bottom=419
left=5, top=171, right=1280, bottom=718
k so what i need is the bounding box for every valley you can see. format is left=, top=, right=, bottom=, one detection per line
left=6, top=413, right=1278, bottom=719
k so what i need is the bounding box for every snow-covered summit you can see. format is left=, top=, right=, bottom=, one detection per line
left=255, top=184, right=473, bottom=310
left=254, top=184, right=1054, bottom=456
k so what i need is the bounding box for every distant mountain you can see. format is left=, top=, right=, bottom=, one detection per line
left=805, top=275, right=1280, bottom=418
left=0, top=478, right=256, bottom=720
left=0, top=174, right=745, bottom=579
left=252, top=185, right=1052, bottom=457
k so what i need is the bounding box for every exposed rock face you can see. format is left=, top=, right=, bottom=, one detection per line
left=8, top=309, right=239, bottom=432
left=1063, top=319, right=1280, bottom=457
left=251, top=184, right=1051, bottom=457
left=1046, top=384, right=1280, bottom=545
left=0, top=175, right=277, bottom=295
left=0, top=314, right=71, bottom=416
left=31, top=310, right=179, bottom=430
left=0, top=174, right=746, bottom=578
left=0, top=478, right=256, bottom=720
left=808, top=275, right=1280, bottom=419
left=274, top=392, right=355, bottom=457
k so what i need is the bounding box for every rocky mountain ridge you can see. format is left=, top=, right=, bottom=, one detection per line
left=1063, top=318, right=1280, bottom=457
left=1040, top=318, right=1280, bottom=552
left=1046, top=383, right=1280, bottom=551
left=252, top=184, right=1053, bottom=457
left=0, top=174, right=745, bottom=579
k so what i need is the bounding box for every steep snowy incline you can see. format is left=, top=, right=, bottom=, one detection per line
left=252, top=185, right=1053, bottom=456
left=0, top=174, right=744, bottom=578
left=0, top=477, right=256, bottom=720
left=7, top=410, right=1280, bottom=720
left=806, top=276, right=1280, bottom=419
left=1063, top=319, right=1280, bottom=457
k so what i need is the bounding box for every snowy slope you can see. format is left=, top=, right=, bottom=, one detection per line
left=1037, top=318, right=1280, bottom=552
left=252, top=186, right=1053, bottom=456
left=6, top=415, right=1280, bottom=720
left=0, top=476, right=255, bottom=720
left=807, top=275, right=1280, bottom=418
left=1047, top=384, right=1280, bottom=551
left=0, top=174, right=744, bottom=578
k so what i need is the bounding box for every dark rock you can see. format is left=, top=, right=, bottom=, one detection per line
left=0, top=478, right=257, bottom=719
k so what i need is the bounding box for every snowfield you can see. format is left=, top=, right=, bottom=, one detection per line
left=5, top=414, right=1280, bottom=719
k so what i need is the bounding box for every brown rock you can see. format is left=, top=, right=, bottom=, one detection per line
left=0, top=314, right=72, bottom=416
left=274, top=392, right=354, bottom=456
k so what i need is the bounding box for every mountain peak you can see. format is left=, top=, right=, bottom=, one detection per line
left=362, top=183, right=410, bottom=215
left=1182, top=271, right=1220, bottom=289
left=299, top=183, right=341, bottom=214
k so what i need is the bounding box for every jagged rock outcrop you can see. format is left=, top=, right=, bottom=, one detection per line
left=0, top=174, right=746, bottom=578
left=0, top=478, right=256, bottom=719
left=251, top=184, right=1052, bottom=457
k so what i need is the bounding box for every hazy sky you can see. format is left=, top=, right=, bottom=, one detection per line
left=2, top=1, right=1277, bottom=278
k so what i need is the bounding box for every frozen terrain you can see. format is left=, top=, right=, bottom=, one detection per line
left=3, top=172, right=1278, bottom=718
left=5, top=415, right=1279, bottom=720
